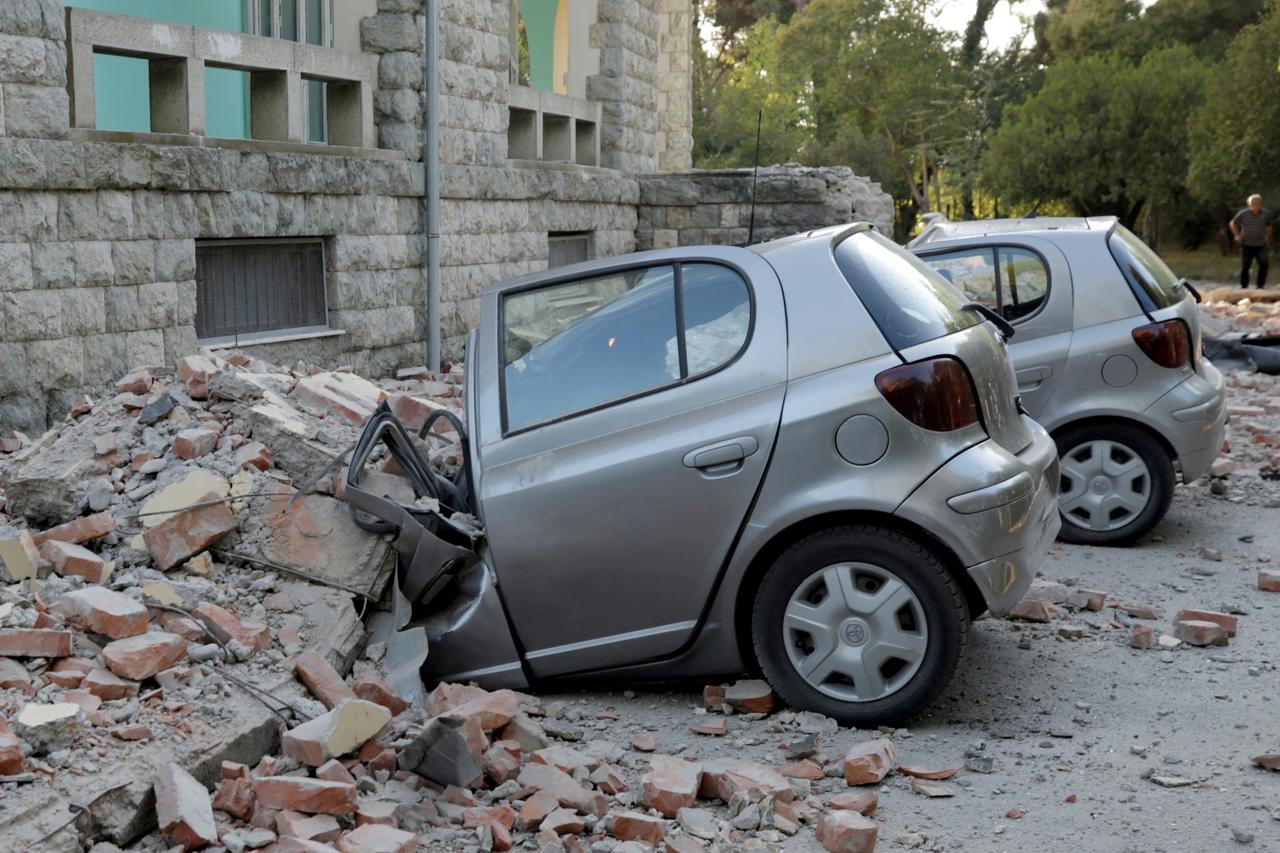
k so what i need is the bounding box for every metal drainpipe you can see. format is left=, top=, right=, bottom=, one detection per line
left=424, top=0, right=442, bottom=372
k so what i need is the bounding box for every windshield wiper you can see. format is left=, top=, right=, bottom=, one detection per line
left=962, top=302, right=1016, bottom=341
left=1179, top=278, right=1202, bottom=304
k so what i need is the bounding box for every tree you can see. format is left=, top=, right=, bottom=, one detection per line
left=1188, top=9, right=1280, bottom=206
left=1038, top=0, right=1142, bottom=61
left=981, top=46, right=1208, bottom=243
left=702, top=0, right=805, bottom=46
left=1139, top=0, right=1267, bottom=60
left=779, top=0, right=973, bottom=216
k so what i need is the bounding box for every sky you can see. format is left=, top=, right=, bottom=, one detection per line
left=934, top=0, right=1044, bottom=48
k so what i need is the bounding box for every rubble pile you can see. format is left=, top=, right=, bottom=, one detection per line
left=0, top=352, right=463, bottom=851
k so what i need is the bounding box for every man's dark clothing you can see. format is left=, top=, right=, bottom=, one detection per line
left=1234, top=207, right=1272, bottom=288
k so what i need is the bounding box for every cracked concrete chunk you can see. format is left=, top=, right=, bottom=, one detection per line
left=155, top=763, right=219, bottom=851
left=16, top=702, right=81, bottom=753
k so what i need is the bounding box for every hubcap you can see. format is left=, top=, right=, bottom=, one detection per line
left=782, top=563, right=929, bottom=703
left=1059, top=439, right=1151, bottom=532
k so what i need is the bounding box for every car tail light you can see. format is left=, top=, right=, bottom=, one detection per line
left=1132, top=319, right=1191, bottom=369
left=875, top=357, right=981, bottom=432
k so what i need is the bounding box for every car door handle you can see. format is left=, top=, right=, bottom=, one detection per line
left=683, top=437, right=760, bottom=469
left=1016, top=366, right=1052, bottom=390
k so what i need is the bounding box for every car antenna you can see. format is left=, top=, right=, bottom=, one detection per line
left=1022, top=190, right=1048, bottom=219
left=746, top=109, right=762, bottom=246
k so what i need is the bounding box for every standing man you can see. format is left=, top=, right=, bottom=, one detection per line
left=1230, top=194, right=1272, bottom=288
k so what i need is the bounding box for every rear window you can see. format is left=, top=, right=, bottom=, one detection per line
left=1108, top=225, right=1184, bottom=310
left=834, top=230, right=981, bottom=350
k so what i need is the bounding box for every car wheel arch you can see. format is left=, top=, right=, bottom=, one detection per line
left=1050, top=415, right=1178, bottom=469
left=731, top=510, right=986, bottom=675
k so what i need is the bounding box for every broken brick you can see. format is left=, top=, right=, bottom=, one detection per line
left=435, top=688, right=519, bottom=731
left=142, top=492, right=236, bottom=571
left=1173, top=619, right=1228, bottom=647
left=32, top=512, right=116, bottom=546
left=173, top=428, right=219, bottom=460
left=352, top=676, right=410, bottom=716
left=1006, top=598, right=1052, bottom=623
left=1130, top=624, right=1155, bottom=650
left=0, top=628, right=72, bottom=658
left=212, top=777, right=256, bottom=822
left=1252, top=754, right=1280, bottom=771
left=540, top=808, right=586, bottom=836
left=192, top=602, right=269, bottom=652
left=83, top=666, right=140, bottom=701
left=0, top=657, right=34, bottom=695
left=700, top=759, right=794, bottom=804
left=317, top=758, right=357, bottom=785
left=778, top=759, right=825, bottom=781
left=610, top=811, right=668, bottom=846
left=1115, top=603, right=1161, bottom=620
left=588, top=763, right=627, bottom=795
left=519, top=762, right=609, bottom=817
left=102, top=631, right=187, bottom=680
left=898, top=765, right=957, bottom=781
left=277, top=810, right=343, bottom=843
left=0, top=718, right=24, bottom=774
left=689, top=718, right=728, bottom=736
left=1067, top=588, right=1107, bottom=611
left=642, top=755, right=703, bottom=818
left=1175, top=609, right=1238, bottom=636
left=253, top=776, right=358, bottom=815
left=155, top=762, right=220, bottom=851
left=39, top=539, right=107, bottom=583
left=1260, top=570, right=1280, bottom=592
left=828, top=791, right=877, bottom=816
left=282, top=699, right=392, bottom=767
left=335, top=823, right=416, bottom=853
left=235, top=441, right=272, bottom=471
left=356, top=800, right=400, bottom=828
left=177, top=355, right=219, bottom=399
left=116, top=368, right=153, bottom=395
left=53, top=586, right=150, bottom=639
left=723, top=679, right=777, bottom=714
left=816, top=810, right=878, bottom=853
left=294, top=649, right=357, bottom=708
left=910, top=777, right=954, bottom=797
left=703, top=684, right=726, bottom=711
left=484, top=742, right=522, bottom=785
left=842, top=739, right=898, bottom=786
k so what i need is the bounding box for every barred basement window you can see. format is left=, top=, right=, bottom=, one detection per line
left=195, top=240, right=329, bottom=344
left=547, top=232, right=592, bottom=269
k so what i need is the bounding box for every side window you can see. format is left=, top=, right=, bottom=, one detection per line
left=502, top=263, right=752, bottom=432
left=998, top=248, right=1048, bottom=321
left=680, top=264, right=751, bottom=376
left=922, top=249, right=998, bottom=309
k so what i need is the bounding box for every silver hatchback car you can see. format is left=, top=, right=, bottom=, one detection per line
left=348, top=225, right=1060, bottom=725
left=910, top=217, right=1228, bottom=546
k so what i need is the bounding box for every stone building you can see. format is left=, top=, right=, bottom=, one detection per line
left=0, top=0, right=891, bottom=433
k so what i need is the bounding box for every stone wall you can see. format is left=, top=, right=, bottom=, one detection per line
left=590, top=0, right=660, bottom=173
left=655, top=0, right=693, bottom=172
left=0, top=0, right=426, bottom=434
left=635, top=166, right=895, bottom=250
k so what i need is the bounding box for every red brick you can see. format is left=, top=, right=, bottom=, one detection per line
left=1175, top=609, right=1238, bottom=637
left=518, top=789, right=559, bottom=831
left=724, top=679, right=777, bottom=714
left=517, top=763, right=608, bottom=818
left=641, top=755, right=702, bottom=817
left=221, top=761, right=249, bottom=780
left=702, top=684, right=726, bottom=711
left=277, top=810, right=343, bottom=843
left=1007, top=598, right=1052, bottom=623
left=351, top=676, right=410, bottom=716
left=177, top=355, right=219, bottom=400
left=111, top=725, right=152, bottom=741
left=0, top=657, right=35, bottom=696
left=0, top=629, right=72, bottom=658
left=0, top=718, right=25, bottom=774
left=192, top=602, right=269, bottom=652
left=116, top=369, right=153, bottom=395
left=1115, top=602, right=1161, bottom=620
left=317, top=758, right=356, bottom=785
left=630, top=733, right=657, bottom=752
left=212, top=777, right=255, bottom=821
left=70, top=395, right=93, bottom=417
left=235, top=441, right=272, bottom=471
left=434, top=688, right=519, bottom=731
left=610, top=811, right=668, bottom=846
left=816, top=810, right=878, bottom=853
left=158, top=611, right=206, bottom=641
left=384, top=392, right=445, bottom=434
left=83, top=666, right=140, bottom=700
left=282, top=700, right=392, bottom=767
left=828, top=791, right=877, bottom=816
left=38, top=540, right=105, bottom=583
left=102, top=632, right=187, bottom=680
left=898, top=765, right=957, bottom=781
left=778, top=759, right=824, bottom=780
left=484, top=742, right=521, bottom=785
left=1130, top=624, right=1155, bottom=650
left=253, top=776, right=358, bottom=815
left=172, top=429, right=218, bottom=460
left=141, top=492, right=236, bottom=571
left=689, top=718, right=728, bottom=736
left=699, top=759, right=794, bottom=803
left=155, top=763, right=219, bottom=850
left=426, top=682, right=488, bottom=716
left=53, top=586, right=149, bottom=639
left=294, top=649, right=357, bottom=708
left=539, top=808, right=586, bottom=837
left=1252, top=754, right=1280, bottom=771
left=32, top=512, right=116, bottom=547
left=356, top=800, right=400, bottom=828
left=843, top=739, right=898, bottom=785
left=588, top=763, right=627, bottom=795
left=1258, top=570, right=1280, bottom=592
left=1173, top=619, right=1228, bottom=647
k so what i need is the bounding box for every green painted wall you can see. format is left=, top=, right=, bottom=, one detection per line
left=517, top=0, right=558, bottom=92
left=68, top=0, right=250, bottom=138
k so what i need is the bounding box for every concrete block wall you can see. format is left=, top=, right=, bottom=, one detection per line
left=636, top=166, right=896, bottom=250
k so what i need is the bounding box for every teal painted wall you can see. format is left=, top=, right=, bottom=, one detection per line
left=68, top=0, right=250, bottom=138
left=517, top=0, right=558, bottom=93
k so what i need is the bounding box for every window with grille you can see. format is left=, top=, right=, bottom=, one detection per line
left=195, top=240, right=329, bottom=343
left=548, top=232, right=591, bottom=269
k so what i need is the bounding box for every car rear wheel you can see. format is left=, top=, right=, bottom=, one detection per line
left=1054, top=422, right=1174, bottom=547
left=750, top=526, right=968, bottom=727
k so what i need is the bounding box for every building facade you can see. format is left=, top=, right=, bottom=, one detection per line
left=0, top=0, right=890, bottom=432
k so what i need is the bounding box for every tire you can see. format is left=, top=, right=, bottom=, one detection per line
left=1054, top=422, right=1174, bottom=547
left=750, top=525, right=968, bottom=727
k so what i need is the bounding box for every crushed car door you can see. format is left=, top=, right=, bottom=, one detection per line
left=471, top=248, right=787, bottom=678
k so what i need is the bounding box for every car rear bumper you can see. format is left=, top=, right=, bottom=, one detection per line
left=896, top=417, right=1061, bottom=616
left=1146, top=360, right=1228, bottom=482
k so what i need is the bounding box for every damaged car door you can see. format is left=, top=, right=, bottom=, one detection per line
left=470, top=248, right=788, bottom=677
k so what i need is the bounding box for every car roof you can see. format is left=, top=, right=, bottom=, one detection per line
left=909, top=215, right=1118, bottom=248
